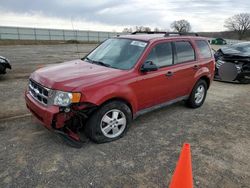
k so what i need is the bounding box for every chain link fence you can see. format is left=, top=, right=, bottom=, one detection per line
left=0, top=26, right=122, bottom=42
left=0, top=26, right=247, bottom=45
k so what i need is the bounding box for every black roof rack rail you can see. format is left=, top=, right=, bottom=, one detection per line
left=131, top=31, right=199, bottom=37
left=164, top=32, right=199, bottom=36
left=131, top=31, right=168, bottom=35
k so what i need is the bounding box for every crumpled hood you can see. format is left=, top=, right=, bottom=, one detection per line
left=220, top=46, right=250, bottom=57
left=31, top=59, right=125, bottom=91
left=216, top=48, right=250, bottom=63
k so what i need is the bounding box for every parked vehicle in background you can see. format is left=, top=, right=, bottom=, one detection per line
left=214, top=42, right=250, bottom=83
left=0, top=56, right=11, bottom=74
left=25, top=32, right=215, bottom=147
left=211, top=38, right=227, bottom=45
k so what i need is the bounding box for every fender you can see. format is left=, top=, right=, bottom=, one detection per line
left=188, top=66, right=211, bottom=93
left=194, top=66, right=210, bottom=80
left=81, top=84, right=138, bottom=115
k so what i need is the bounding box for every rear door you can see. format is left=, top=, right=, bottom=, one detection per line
left=169, top=40, right=197, bottom=98
left=194, top=39, right=214, bottom=78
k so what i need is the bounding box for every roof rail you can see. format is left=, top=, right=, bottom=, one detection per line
left=164, top=32, right=199, bottom=36
left=131, top=31, right=199, bottom=37
left=131, top=31, right=168, bottom=35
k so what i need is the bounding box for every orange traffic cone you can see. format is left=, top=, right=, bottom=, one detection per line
left=169, top=143, right=193, bottom=188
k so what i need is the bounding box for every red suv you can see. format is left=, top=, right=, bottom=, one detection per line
left=25, top=32, right=215, bottom=147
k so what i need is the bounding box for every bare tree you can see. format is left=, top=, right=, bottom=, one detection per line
left=144, top=27, right=151, bottom=32
left=170, top=20, right=191, bottom=33
left=122, top=27, right=133, bottom=33
left=154, top=27, right=160, bottom=32
left=135, top=26, right=151, bottom=32
left=224, top=13, right=250, bottom=39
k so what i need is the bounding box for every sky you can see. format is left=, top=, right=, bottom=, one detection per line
left=0, top=0, right=249, bottom=32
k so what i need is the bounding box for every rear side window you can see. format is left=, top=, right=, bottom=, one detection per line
left=195, top=40, right=212, bottom=58
left=146, top=42, right=173, bottom=67
left=175, top=41, right=195, bottom=63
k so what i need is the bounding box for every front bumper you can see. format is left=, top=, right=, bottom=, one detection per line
left=25, top=88, right=95, bottom=147
left=25, top=91, right=60, bottom=129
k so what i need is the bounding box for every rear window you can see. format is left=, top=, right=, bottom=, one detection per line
left=175, top=41, right=195, bottom=63
left=195, top=40, right=212, bottom=58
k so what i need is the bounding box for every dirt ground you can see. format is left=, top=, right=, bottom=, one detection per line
left=0, top=44, right=249, bottom=188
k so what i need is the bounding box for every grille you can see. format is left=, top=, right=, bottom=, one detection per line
left=29, top=79, right=50, bottom=105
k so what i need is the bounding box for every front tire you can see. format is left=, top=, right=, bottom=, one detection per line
left=186, top=79, right=207, bottom=108
left=85, top=101, right=132, bottom=143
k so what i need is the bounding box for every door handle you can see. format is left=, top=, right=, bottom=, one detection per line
left=193, top=65, right=200, bottom=70
left=165, top=71, right=174, bottom=77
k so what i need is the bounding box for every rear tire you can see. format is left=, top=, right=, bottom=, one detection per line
left=85, top=101, right=132, bottom=143
left=186, top=79, right=207, bottom=108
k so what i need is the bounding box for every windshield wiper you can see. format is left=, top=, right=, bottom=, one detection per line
left=92, top=60, right=111, bottom=67
left=85, top=57, right=111, bottom=67
left=84, top=57, right=92, bottom=62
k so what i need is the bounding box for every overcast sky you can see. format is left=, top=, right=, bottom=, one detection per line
left=0, top=0, right=249, bottom=32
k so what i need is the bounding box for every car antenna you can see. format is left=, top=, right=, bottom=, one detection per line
left=71, top=17, right=80, bottom=59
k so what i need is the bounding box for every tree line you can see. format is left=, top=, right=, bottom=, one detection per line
left=123, top=13, right=250, bottom=40
left=123, top=20, right=191, bottom=33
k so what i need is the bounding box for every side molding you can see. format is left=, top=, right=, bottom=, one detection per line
left=134, top=95, right=189, bottom=119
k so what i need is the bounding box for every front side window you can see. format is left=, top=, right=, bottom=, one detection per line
left=145, top=42, right=173, bottom=67
left=195, top=40, right=212, bottom=58
left=85, top=38, right=147, bottom=70
left=175, top=41, right=195, bottom=64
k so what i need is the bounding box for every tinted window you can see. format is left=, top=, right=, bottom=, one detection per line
left=146, top=42, right=172, bottom=67
left=195, top=40, right=212, bottom=58
left=175, top=41, right=195, bottom=63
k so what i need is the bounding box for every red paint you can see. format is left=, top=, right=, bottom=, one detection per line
left=25, top=35, right=215, bottom=129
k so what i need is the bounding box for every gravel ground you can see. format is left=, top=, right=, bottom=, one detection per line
left=0, top=44, right=249, bottom=188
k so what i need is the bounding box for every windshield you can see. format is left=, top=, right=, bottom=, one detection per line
left=85, top=38, right=147, bottom=70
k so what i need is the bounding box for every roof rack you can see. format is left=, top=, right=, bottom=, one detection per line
left=131, top=31, right=199, bottom=37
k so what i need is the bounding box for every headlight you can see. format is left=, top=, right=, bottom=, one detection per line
left=53, top=91, right=81, bottom=107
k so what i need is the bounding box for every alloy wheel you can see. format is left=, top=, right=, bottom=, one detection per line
left=194, top=85, right=205, bottom=104
left=100, top=109, right=127, bottom=138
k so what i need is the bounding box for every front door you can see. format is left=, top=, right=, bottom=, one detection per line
left=134, top=41, right=178, bottom=110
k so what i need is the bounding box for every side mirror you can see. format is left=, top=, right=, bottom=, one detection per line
left=140, top=61, right=158, bottom=72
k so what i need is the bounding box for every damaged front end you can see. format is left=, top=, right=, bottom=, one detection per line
left=51, top=104, right=97, bottom=148
left=26, top=79, right=97, bottom=148
left=214, top=48, right=250, bottom=83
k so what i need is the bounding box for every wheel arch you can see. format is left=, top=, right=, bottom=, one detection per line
left=99, top=97, right=134, bottom=116
left=199, top=75, right=210, bottom=89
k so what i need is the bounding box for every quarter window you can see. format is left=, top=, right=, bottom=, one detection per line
left=195, top=40, right=212, bottom=58
left=175, top=41, right=195, bottom=63
left=145, top=42, right=173, bottom=67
